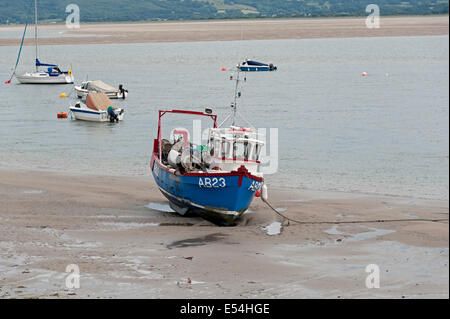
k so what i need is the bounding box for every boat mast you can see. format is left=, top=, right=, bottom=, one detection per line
left=34, top=0, right=38, bottom=72
left=232, top=70, right=241, bottom=126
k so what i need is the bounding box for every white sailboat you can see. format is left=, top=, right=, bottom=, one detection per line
left=15, top=0, right=74, bottom=84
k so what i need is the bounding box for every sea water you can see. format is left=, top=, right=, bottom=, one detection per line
left=0, top=35, right=448, bottom=200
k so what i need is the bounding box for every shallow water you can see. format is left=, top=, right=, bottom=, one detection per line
left=263, top=222, right=282, bottom=236
left=0, top=35, right=448, bottom=200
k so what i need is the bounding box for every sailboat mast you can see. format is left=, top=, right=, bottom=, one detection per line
left=34, top=0, right=38, bottom=71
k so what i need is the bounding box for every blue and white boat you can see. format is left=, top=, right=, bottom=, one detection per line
left=151, top=110, right=265, bottom=226
left=16, top=59, right=74, bottom=84
left=238, top=60, right=277, bottom=72
left=69, top=92, right=124, bottom=122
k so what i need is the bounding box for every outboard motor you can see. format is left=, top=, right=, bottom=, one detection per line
left=107, top=106, right=119, bottom=122
left=118, top=84, right=128, bottom=100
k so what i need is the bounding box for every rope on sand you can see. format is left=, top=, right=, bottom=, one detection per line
left=243, top=172, right=449, bottom=226
left=257, top=182, right=448, bottom=226
left=261, top=195, right=448, bottom=225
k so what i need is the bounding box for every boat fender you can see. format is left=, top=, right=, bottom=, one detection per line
left=261, top=184, right=268, bottom=202
left=168, top=150, right=181, bottom=169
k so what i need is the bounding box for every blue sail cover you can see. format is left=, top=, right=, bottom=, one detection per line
left=36, top=58, right=58, bottom=67
left=246, top=60, right=268, bottom=66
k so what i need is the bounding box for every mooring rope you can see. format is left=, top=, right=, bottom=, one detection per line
left=260, top=194, right=448, bottom=225
left=243, top=174, right=448, bottom=225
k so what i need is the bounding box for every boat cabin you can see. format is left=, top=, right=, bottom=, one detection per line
left=207, top=126, right=265, bottom=175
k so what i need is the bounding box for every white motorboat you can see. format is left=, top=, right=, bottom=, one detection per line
left=237, top=60, right=277, bottom=72
left=74, top=80, right=128, bottom=99
left=14, top=0, right=74, bottom=84
left=69, top=92, right=124, bottom=122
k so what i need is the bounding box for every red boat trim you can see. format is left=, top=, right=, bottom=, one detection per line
left=152, top=153, right=264, bottom=182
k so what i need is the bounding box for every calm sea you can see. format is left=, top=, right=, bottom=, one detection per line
left=0, top=35, right=448, bottom=200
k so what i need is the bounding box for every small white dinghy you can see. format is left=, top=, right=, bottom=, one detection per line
left=74, top=80, right=128, bottom=99
left=69, top=92, right=124, bottom=122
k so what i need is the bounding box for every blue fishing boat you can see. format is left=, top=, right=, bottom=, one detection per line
left=238, top=60, right=277, bottom=72
left=151, top=61, right=276, bottom=226
left=151, top=110, right=264, bottom=226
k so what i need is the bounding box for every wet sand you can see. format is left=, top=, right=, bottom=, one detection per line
left=0, top=16, right=448, bottom=46
left=0, top=169, right=448, bottom=298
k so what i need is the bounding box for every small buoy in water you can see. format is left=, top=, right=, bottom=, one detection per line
left=362, top=72, right=367, bottom=77
left=60, top=93, right=67, bottom=98
left=57, top=112, right=68, bottom=119
left=221, top=67, right=227, bottom=71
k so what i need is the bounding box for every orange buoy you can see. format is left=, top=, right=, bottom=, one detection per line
left=57, top=112, right=68, bottom=119
left=221, top=67, right=227, bottom=71
left=362, top=72, right=367, bottom=76
left=255, top=189, right=261, bottom=198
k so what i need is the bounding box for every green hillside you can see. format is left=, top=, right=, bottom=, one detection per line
left=0, top=0, right=448, bottom=24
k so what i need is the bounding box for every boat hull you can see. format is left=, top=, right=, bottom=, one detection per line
left=75, top=87, right=128, bottom=99
left=16, top=72, right=74, bottom=84
left=151, top=155, right=263, bottom=226
left=239, top=66, right=272, bottom=72
left=69, top=107, right=124, bottom=122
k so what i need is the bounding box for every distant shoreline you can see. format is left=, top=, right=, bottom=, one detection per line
left=0, top=15, right=448, bottom=46
left=0, top=13, right=449, bottom=27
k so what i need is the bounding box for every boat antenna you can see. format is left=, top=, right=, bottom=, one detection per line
left=34, top=0, right=38, bottom=72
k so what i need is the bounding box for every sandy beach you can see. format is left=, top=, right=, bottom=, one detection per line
left=0, top=169, right=447, bottom=298
left=0, top=16, right=448, bottom=46
left=0, top=14, right=448, bottom=299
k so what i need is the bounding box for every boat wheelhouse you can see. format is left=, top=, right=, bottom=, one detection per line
left=207, top=126, right=264, bottom=174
